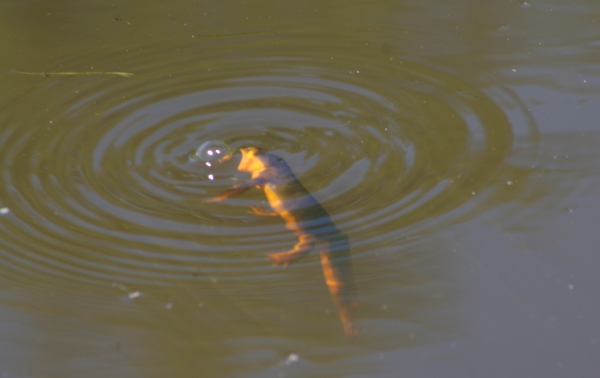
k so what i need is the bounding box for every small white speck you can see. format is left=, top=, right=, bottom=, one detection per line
left=207, top=150, right=214, bottom=156
left=205, top=162, right=212, bottom=167
left=506, top=180, right=513, bottom=185
left=285, top=353, right=299, bottom=365
left=208, top=174, right=214, bottom=180
left=471, top=191, right=476, bottom=195
left=165, top=302, right=173, bottom=309
left=0, top=207, right=9, bottom=214
left=128, top=291, right=141, bottom=299
left=568, top=284, right=574, bottom=290
left=511, top=68, right=516, bottom=72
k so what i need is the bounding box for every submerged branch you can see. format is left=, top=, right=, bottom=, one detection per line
left=11, top=70, right=134, bottom=78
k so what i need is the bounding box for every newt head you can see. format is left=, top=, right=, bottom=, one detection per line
left=237, top=146, right=270, bottom=174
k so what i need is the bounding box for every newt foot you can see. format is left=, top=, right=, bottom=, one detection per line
left=268, top=250, right=307, bottom=268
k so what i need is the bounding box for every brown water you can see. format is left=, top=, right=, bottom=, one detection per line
left=1, top=1, right=599, bottom=377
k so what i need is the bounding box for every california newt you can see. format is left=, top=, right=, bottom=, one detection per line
left=205, top=147, right=358, bottom=336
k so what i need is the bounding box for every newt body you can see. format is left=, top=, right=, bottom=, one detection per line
left=206, top=147, right=358, bottom=336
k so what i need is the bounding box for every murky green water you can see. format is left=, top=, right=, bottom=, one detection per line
left=1, top=1, right=599, bottom=377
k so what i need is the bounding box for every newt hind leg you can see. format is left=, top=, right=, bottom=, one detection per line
left=268, top=233, right=315, bottom=268
left=250, top=206, right=279, bottom=216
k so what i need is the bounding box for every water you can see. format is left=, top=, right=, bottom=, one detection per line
left=1, top=1, right=599, bottom=377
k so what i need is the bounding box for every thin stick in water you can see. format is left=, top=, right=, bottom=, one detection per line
left=11, top=70, right=133, bottom=78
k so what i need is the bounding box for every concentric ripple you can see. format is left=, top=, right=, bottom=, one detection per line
left=0, top=42, right=514, bottom=289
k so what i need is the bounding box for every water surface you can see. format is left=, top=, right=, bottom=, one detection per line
left=1, top=0, right=599, bottom=377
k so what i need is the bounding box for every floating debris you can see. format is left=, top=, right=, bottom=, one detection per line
left=284, top=353, right=300, bottom=366
left=111, top=282, right=128, bottom=291
left=0, top=207, right=9, bottom=214
left=128, top=291, right=142, bottom=299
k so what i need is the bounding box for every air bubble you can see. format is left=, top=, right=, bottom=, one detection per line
left=189, top=140, right=233, bottom=163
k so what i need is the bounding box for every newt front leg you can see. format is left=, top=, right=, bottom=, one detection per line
left=202, top=178, right=265, bottom=203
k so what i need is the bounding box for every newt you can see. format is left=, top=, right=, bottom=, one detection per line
left=205, top=147, right=358, bottom=336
